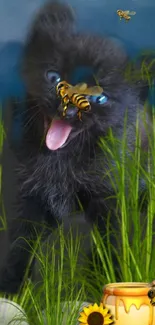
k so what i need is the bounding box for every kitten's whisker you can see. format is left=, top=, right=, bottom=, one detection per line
left=14, top=98, right=39, bottom=104
left=24, top=107, right=41, bottom=130
left=13, top=106, right=40, bottom=118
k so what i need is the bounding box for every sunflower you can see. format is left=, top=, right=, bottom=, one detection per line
left=78, top=302, right=114, bottom=325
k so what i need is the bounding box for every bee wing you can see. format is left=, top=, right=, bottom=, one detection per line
left=83, top=86, right=103, bottom=96
left=67, top=83, right=88, bottom=96
left=76, top=83, right=88, bottom=91
left=124, top=10, right=136, bottom=15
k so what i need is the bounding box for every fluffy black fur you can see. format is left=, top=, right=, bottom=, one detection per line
left=0, top=1, right=151, bottom=294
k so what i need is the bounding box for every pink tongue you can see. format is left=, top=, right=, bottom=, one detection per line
left=46, top=119, right=72, bottom=150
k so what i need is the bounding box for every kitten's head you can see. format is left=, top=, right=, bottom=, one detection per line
left=22, top=1, right=145, bottom=152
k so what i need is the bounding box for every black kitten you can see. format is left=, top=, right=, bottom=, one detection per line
left=0, top=1, right=151, bottom=294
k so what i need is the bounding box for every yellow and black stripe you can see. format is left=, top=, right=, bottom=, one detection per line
left=56, top=82, right=70, bottom=104
left=70, top=93, right=90, bottom=111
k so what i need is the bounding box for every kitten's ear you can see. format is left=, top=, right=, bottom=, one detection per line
left=29, top=1, right=76, bottom=38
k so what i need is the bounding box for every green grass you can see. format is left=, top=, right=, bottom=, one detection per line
left=1, top=58, right=155, bottom=324
left=1, top=226, right=99, bottom=325
left=95, top=110, right=155, bottom=283
left=0, top=108, right=6, bottom=230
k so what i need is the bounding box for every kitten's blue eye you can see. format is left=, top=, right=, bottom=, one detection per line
left=96, top=94, right=108, bottom=104
left=87, top=93, right=108, bottom=105
left=46, top=71, right=61, bottom=84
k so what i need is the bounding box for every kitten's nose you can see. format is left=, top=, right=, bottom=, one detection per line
left=58, top=104, right=78, bottom=119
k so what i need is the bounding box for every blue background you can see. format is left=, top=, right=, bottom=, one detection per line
left=0, top=0, right=154, bottom=101
left=0, top=0, right=154, bottom=133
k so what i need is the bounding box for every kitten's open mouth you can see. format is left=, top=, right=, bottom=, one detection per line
left=45, top=118, right=83, bottom=150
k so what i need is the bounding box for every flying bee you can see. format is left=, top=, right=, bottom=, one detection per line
left=56, top=80, right=103, bottom=120
left=117, top=9, right=136, bottom=22
left=148, top=280, right=155, bottom=306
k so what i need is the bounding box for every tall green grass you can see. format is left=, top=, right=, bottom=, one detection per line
left=0, top=108, right=6, bottom=230
left=3, top=226, right=94, bottom=325
left=1, top=58, right=155, bottom=324
left=93, top=109, right=155, bottom=284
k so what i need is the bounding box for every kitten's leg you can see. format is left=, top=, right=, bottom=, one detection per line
left=0, top=196, right=45, bottom=294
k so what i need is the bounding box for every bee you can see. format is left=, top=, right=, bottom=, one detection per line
left=148, top=280, right=155, bottom=306
left=117, top=9, right=136, bottom=22
left=56, top=80, right=103, bottom=120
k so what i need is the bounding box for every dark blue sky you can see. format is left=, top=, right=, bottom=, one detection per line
left=0, top=0, right=154, bottom=53
left=0, top=0, right=155, bottom=101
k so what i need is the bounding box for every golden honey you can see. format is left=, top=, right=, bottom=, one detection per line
left=101, top=282, right=154, bottom=325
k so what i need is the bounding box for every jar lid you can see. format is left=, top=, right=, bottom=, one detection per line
left=103, top=282, right=151, bottom=296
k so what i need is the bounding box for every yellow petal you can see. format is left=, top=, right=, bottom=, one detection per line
left=98, top=307, right=105, bottom=315
left=104, top=318, right=114, bottom=324
left=78, top=316, right=87, bottom=322
left=83, top=306, right=91, bottom=315
left=104, top=315, right=112, bottom=321
left=79, top=312, right=86, bottom=318
left=92, top=303, right=99, bottom=310
left=105, top=313, right=113, bottom=318
left=102, top=307, right=109, bottom=316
